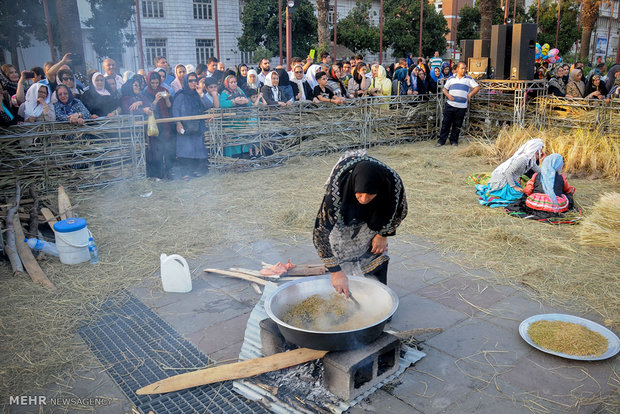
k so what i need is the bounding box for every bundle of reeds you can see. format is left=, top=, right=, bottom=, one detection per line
left=579, top=192, right=620, bottom=250
left=466, top=125, right=620, bottom=179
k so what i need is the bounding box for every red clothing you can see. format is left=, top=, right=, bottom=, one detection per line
left=524, top=172, right=575, bottom=212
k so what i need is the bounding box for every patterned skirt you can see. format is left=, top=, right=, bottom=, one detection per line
left=525, top=193, right=570, bottom=213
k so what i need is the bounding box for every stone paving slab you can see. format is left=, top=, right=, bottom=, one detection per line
left=19, top=236, right=618, bottom=414
left=416, top=275, right=516, bottom=317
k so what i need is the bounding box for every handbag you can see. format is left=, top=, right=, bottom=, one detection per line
left=147, top=113, right=159, bottom=137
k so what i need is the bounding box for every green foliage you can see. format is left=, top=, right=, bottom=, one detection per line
left=0, top=0, right=60, bottom=65
left=337, top=0, right=380, bottom=54
left=84, top=0, right=135, bottom=64
left=383, top=0, right=449, bottom=58
left=527, top=0, right=579, bottom=55
left=252, top=46, right=274, bottom=63
left=456, top=6, right=480, bottom=44
left=238, top=0, right=317, bottom=58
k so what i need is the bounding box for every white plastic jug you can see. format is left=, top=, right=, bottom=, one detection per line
left=160, top=254, right=192, bottom=293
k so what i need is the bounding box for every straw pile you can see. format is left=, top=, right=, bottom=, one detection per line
left=1, top=137, right=619, bottom=407
left=579, top=192, right=620, bottom=250
left=465, top=125, right=620, bottom=179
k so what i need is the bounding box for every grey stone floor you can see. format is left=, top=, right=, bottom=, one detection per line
left=10, top=236, right=619, bottom=413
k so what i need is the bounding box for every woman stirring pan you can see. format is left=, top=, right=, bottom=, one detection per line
left=313, top=151, right=408, bottom=298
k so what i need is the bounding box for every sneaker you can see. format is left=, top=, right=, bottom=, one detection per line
left=435, top=143, right=444, bottom=147
left=451, top=142, right=458, bottom=146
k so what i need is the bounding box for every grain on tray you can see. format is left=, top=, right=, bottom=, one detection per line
left=528, top=320, right=608, bottom=357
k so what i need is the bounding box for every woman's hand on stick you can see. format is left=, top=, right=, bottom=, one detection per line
left=331, top=271, right=349, bottom=298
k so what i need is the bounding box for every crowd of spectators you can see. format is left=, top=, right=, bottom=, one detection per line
left=1, top=49, right=618, bottom=178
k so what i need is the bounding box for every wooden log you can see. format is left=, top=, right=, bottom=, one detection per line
left=5, top=183, right=24, bottom=275
left=204, top=268, right=268, bottom=286
left=251, top=283, right=262, bottom=295
left=58, top=186, right=72, bottom=220
left=136, top=348, right=328, bottom=395
left=13, top=215, right=56, bottom=290
left=41, top=208, right=58, bottom=231
left=29, top=186, right=39, bottom=236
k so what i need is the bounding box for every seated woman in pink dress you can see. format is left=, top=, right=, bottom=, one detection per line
left=523, top=153, right=575, bottom=217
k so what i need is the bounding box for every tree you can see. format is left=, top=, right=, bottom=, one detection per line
left=238, top=0, right=317, bottom=58
left=478, top=0, right=495, bottom=40
left=56, top=0, right=86, bottom=74
left=527, top=0, right=579, bottom=56
left=579, top=0, right=603, bottom=60
left=0, top=0, right=59, bottom=68
left=316, top=0, right=330, bottom=50
left=337, top=0, right=380, bottom=54
left=456, top=6, right=481, bottom=44
left=84, top=0, right=135, bottom=65
left=383, top=0, right=449, bottom=58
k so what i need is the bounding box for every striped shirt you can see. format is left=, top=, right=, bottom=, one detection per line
left=444, top=75, right=479, bottom=109
left=429, top=57, right=443, bottom=71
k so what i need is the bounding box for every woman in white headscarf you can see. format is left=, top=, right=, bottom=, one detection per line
left=242, top=69, right=261, bottom=95
left=20, top=82, right=55, bottom=122
left=476, top=138, right=545, bottom=208
left=305, top=64, right=321, bottom=89
left=288, top=63, right=313, bottom=101
left=170, top=64, right=187, bottom=93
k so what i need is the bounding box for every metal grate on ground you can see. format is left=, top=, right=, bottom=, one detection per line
left=77, top=290, right=268, bottom=414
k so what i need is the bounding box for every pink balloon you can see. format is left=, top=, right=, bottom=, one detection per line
left=548, top=48, right=559, bottom=57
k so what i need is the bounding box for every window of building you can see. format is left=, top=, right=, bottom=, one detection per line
left=196, top=39, right=215, bottom=64
left=241, top=51, right=254, bottom=64
left=142, top=1, right=164, bottom=18
left=193, top=0, right=213, bottom=20
left=145, top=38, right=167, bottom=67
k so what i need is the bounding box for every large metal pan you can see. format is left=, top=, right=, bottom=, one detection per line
left=265, top=275, right=399, bottom=351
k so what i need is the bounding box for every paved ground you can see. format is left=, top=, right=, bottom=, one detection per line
left=11, top=236, right=619, bottom=413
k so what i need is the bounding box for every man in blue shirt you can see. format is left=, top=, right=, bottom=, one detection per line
left=436, top=62, right=481, bottom=146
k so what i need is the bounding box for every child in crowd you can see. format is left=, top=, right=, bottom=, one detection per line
left=313, top=71, right=345, bottom=104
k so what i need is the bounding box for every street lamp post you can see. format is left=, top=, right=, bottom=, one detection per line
left=334, top=0, right=338, bottom=61
left=286, top=0, right=294, bottom=70
left=419, top=0, right=424, bottom=58
left=379, top=0, right=383, bottom=64
left=279, top=0, right=283, bottom=66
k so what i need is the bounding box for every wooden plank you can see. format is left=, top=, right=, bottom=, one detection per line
left=136, top=348, right=328, bottom=395
left=204, top=268, right=268, bottom=286
left=41, top=208, right=58, bottom=231
left=58, top=186, right=72, bottom=220
left=13, top=216, right=56, bottom=290
left=229, top=267, right=279, bottom=279
left=251, top=283, right=262, bottom=295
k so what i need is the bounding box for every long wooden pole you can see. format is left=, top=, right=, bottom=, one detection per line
left=135, top=0, right=145, bottom=70
left=419, top=0, right=424, bottom=58
left=214, top=0, right=220, bottom=59
left=536, top=0, right=540, bottom=26
left=504, top=0, right=510, bottom=22
left=617, top=0, right=620, bottom=63
left=555, top=0, right=562, bottom=49
left=286, top=6, right=292, bottom=70
left=453, top=0, right=459, bottom=60
left=334, top=0, right=338, bottom=61
left=279, top=0, right=283, bottom=66
left=379, top=0, right=384, bottom=64
left=513, top=0, right=517, bottom=22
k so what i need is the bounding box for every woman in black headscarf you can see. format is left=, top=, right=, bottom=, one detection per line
left=172, top=72, right=208, bottom=179
left=313, top=151, right=407, bottom=297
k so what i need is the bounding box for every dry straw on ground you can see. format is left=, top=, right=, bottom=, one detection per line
left=579, top=192, right=620, bottom=250
left=465, top=125, right=620, bottom=179
left=1, top=137, right=619, bottom=407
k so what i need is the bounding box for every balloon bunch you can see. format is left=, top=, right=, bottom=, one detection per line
left=535, top=43, right=563, bottom=64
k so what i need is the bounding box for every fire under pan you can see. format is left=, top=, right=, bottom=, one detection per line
left=77, top=290, right=268, bottom=414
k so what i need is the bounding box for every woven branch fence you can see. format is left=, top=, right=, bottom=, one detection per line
left=1, top=88, right=618, bottom=197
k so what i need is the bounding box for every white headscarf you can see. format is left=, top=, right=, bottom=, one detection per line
left=91, top=72, right=110, bottom=96
left=289, top=64, right=307, bottom=101
left=263, top=71, right=280, bottom=102
left=246, top=69, right=260, bottom=89
left=305, top=64, right=321, bottom=89
left=24, top=82, right=51, bottom=117
left=491, top=138, right=544, bottom=189
left=123, top=71, right=135, bottom=83
left=185, top=64, right=196, bottom=74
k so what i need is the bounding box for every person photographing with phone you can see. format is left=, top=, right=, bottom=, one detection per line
left=313, top=151, right=407, bottom=298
